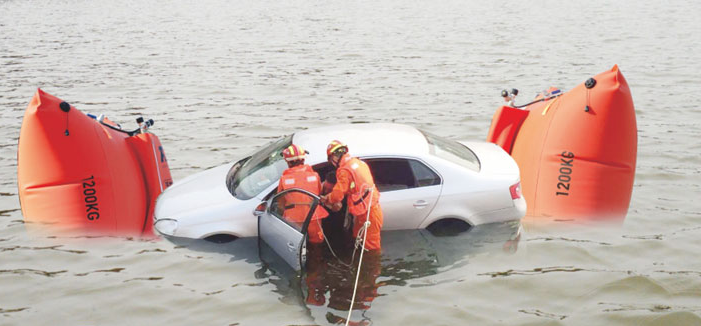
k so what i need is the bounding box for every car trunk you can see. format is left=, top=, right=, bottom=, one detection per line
left=458, top=141, right=520, bottom=178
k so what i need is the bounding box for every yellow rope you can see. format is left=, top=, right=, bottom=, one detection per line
left=541, top=97, right=561, bottom=116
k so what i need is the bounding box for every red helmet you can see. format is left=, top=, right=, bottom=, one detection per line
left=326, top=140, right=347, bottom=157
left=282, top=144, right=307, bottom=162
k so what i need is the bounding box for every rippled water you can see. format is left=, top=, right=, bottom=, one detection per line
left=1, top=0, right=700, bottom=325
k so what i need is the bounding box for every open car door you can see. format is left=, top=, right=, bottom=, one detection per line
left=258, top=189, right=320, bottom=271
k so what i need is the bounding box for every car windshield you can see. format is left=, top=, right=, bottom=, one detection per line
left=420, top=130, right=480, bottom=172
left=227, top=135, right=292, bottom=200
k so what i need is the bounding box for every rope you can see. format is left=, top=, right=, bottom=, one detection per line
left=514, top=92, right=562, bottom=109
left=318, top=217, right=353, bottom=268
left=345, top=188, right=374, bottom=326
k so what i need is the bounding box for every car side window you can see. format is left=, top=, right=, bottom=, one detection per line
left=270, top=195, right=286, bottom=219
left=409, top=160, right=441, bottom=187
left=365, top=158, right=440, bottom=192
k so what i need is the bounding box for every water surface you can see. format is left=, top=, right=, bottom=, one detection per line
left=1, top=0, right=700, bottom=325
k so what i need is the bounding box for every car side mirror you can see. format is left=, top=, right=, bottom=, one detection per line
left=253, top=202, right=267, bottom=216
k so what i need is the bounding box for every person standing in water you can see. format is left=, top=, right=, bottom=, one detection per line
left=321, top=140, right=383, bottom=251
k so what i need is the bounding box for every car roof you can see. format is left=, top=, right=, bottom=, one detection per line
left=293, top=123, right=429, bottom=165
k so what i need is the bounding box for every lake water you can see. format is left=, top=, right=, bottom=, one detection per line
left=1, top=0, right=700, bottom=325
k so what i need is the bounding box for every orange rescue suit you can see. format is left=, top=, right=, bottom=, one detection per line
left=277, top=164, right=328, bottom=244
left=327, top=154, right=383, bottom=251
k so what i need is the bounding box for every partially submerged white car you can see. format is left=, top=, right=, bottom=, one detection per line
left=154, top=123, right=526, bottom=244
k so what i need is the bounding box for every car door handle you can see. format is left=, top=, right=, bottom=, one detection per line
left=287, top=242, right=296, bottom=252
left=413, top=200, right=428, bottom=209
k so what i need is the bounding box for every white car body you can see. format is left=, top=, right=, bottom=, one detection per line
left=154, top=123, right=526, bottom=240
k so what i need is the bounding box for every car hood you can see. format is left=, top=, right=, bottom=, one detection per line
left=458, top=141, right=520, bottom=176
left=155, top=163, right=240, bottom=218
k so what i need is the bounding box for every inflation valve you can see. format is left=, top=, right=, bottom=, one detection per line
left=136, top=116, right=155, bottom=134
left=60, top=101, right=71, bottom=136
left=584, top=78, right=596, bottom=113
left=501, top=88, right=519, bottom=107
left=585, top=78, right=597, bottom=89
left=59, top=101, right=71, bottom=112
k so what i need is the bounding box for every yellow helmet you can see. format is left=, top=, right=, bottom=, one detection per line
left=326, top=140, right=347, bottom=157
left=282, top=144, right=307, bottom=162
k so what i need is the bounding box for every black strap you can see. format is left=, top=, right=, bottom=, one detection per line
left=284, top=203, right=311, bottom=210
left=99, top=120, right=140, bottom=136
left=352, top=189, right=371, bottom=205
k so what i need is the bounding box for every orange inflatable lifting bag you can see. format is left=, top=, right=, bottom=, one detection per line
left=487, top=65, right=637, bottom=222
left=17, top=89, right=172, bottom=236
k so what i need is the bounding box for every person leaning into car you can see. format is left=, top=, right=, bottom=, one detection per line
left=321, top=140, right=383, bottom=251
left=277, top=144, right=328, bottom=244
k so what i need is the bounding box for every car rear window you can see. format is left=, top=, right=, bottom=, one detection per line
left=420, top=130, right=480, bottom=172
left=409, top=160, right=441, bottom=187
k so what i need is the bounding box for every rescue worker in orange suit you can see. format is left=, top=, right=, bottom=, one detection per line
left=277, top=144, right=329, bottom=306
left=321, top=140, right=383, bottom=251
left=277, top=144, right=328, bottom=244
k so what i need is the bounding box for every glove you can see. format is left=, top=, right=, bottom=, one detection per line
left=321, top=195, right=342, bottom=212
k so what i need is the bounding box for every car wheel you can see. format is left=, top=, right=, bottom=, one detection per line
left=204, top=234, right=238, bottom=243
left=426, top=218, right=471, bottom=237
